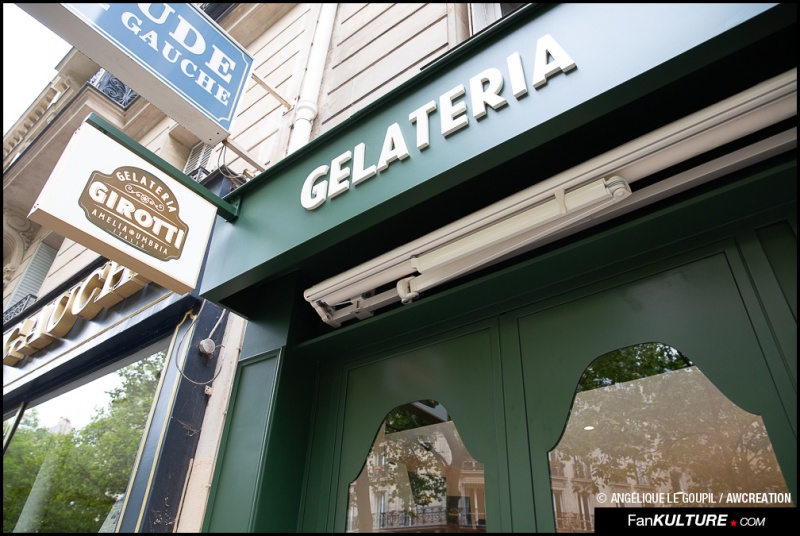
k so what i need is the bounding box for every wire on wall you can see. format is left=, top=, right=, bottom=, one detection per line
left=172, top=301, right=228, bottom=386
left=216, top=143, right=248, bottom=188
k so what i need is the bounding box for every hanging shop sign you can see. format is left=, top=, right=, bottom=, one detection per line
left=28, top=118, right=218, bottom=295
left=18, top=3, right=253, bottom=145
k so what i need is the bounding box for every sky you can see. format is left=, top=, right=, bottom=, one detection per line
left=3, top=3, right=72, bottom=135
left=2, top=4, right=115, bottom=430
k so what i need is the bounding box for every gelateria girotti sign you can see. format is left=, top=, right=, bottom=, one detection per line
left=79, top=167, right=189, bottom=261
left=29, top=118, right=218, bottom=295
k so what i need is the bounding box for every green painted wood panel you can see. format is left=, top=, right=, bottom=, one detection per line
left=204, top=352, right=280, bottom=533
left=252, top=348, right=316, bottom=533
left=758, top=220, right=798, bottom=320
left=300, top=363, right=343, bottom=532
left=728, top=229, right=797, bottom=436
left=513, top=253, right=797, bottom=532
left=328, top=323, right=510, bottom=532
left=756, top=222, right=798, bottom=390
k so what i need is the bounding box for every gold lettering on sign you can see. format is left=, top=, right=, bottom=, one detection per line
left=2, top=262, right=150, bottom=366
left=79, top=166, right=188, bottom=261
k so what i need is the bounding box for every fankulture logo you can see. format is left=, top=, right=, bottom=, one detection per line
left=79, top=166, right=188, bottom=261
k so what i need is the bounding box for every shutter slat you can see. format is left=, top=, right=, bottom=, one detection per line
left=6, top=243, right=57, bottom=306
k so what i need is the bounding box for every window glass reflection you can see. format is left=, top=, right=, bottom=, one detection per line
left=3, top=348, right=166, bottom=533
left=347, top=401, right=486, bottom=532
left=550, top=342, right=792, bottom=533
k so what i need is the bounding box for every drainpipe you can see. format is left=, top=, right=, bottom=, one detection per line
left=288, top=3, right=337, bottom=154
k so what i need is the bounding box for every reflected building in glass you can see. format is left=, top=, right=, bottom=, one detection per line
left=347, top=401, right=487, bottom=533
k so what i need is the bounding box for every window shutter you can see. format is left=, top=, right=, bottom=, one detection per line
left=183, top=142, right=214, bottom=181
left=7, top=243, right=57, bottom=306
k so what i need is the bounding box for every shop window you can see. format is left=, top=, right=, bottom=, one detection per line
left=347, top=401, right=487, bottom=533
left=552, top=490, right=564, bottom=529
left=548, top=342, right=793, bottom=533
left=469, top=3, right=526, bottom=34
left=2, top=345, right=167, bottom=533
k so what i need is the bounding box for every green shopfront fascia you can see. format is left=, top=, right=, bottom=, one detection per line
left=199, top=4, right=796, bottom=532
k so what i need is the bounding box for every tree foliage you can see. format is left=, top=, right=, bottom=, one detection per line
left=3, top=411, right=49, bottom=533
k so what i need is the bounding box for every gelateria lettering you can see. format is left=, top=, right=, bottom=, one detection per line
left=3, top=262, right=149, bottom=366
left=79, top=166, right=188, bottom=261
left=301, top=34, right=576, bottom=210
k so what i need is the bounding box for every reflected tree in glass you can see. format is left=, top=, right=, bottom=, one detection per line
left=347, top=400, right=487, bottom=533
left=3, top=350, right=165, bottom=533
left=549, top=342, right=792, bottom=533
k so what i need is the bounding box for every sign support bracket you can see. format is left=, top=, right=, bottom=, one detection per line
left=222, top=138, right=267, bottom=173
left=251, top=73, right=294, bottom=111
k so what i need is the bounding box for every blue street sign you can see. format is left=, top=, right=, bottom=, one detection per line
left=67, top=3, right=252, bottom=133
left=20, top=3, right=254, bottom=144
